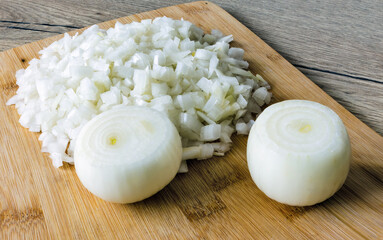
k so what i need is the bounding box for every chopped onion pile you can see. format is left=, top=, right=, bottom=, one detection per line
left=7, top=17, right=272, bottom=169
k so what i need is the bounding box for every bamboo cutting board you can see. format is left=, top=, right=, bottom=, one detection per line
left=1, top=1, right=383, bottom=239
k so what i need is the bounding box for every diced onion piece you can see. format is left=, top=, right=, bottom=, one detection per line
left=235, top=121, right=249, bottom=135
left=182, top=143, right=214, bottom=160
left=228, top=47, right=245, bottom=60
left=182, top=146, right=201, bottom=160
left=180, top=112, right=203, bottom=134
left=199, top=144, right=214, bottom=159
left=252, top=87, right=268, bottom=106
left=178, top=160, right=189, bottom=173
left=196, top=77, right=213, bottom=94
left=194, top=49, right=214, bottom=60
left=200, top=124, right=221, bottom=141
left=211, top=142, right=231, bottom=154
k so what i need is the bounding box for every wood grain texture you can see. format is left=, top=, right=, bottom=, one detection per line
left=0, top=0, right=382, bottom=136
left=1, top=1, right=383, bottom=239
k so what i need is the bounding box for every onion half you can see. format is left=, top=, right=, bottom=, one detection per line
left=74, top=106, right=182, bottom=203
left=247, top=100, right=351, bottom=206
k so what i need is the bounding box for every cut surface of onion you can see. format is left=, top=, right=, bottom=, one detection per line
left=247, top=100, right=351, bottom=206
left=74, top=106, right=182, bottom=203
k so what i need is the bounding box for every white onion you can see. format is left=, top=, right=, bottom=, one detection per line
left=75, top=106, right=182, bottom=203
left=247, top=100, right=351, bottom=206
left=7, top=17, right=271, bottom=169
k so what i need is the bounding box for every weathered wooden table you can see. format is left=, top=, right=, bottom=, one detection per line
left=1, top=0, right=382, bottom=239
left=1, top=0, right=382, bottom=135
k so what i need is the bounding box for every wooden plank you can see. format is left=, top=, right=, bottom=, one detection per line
left=2, top=0, right=382, bottom=80
left=1, top=1, right=382, bottom=239
left=1, top=0, right=382, bottom=135
left=299, top=67, right=383, bottom=139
